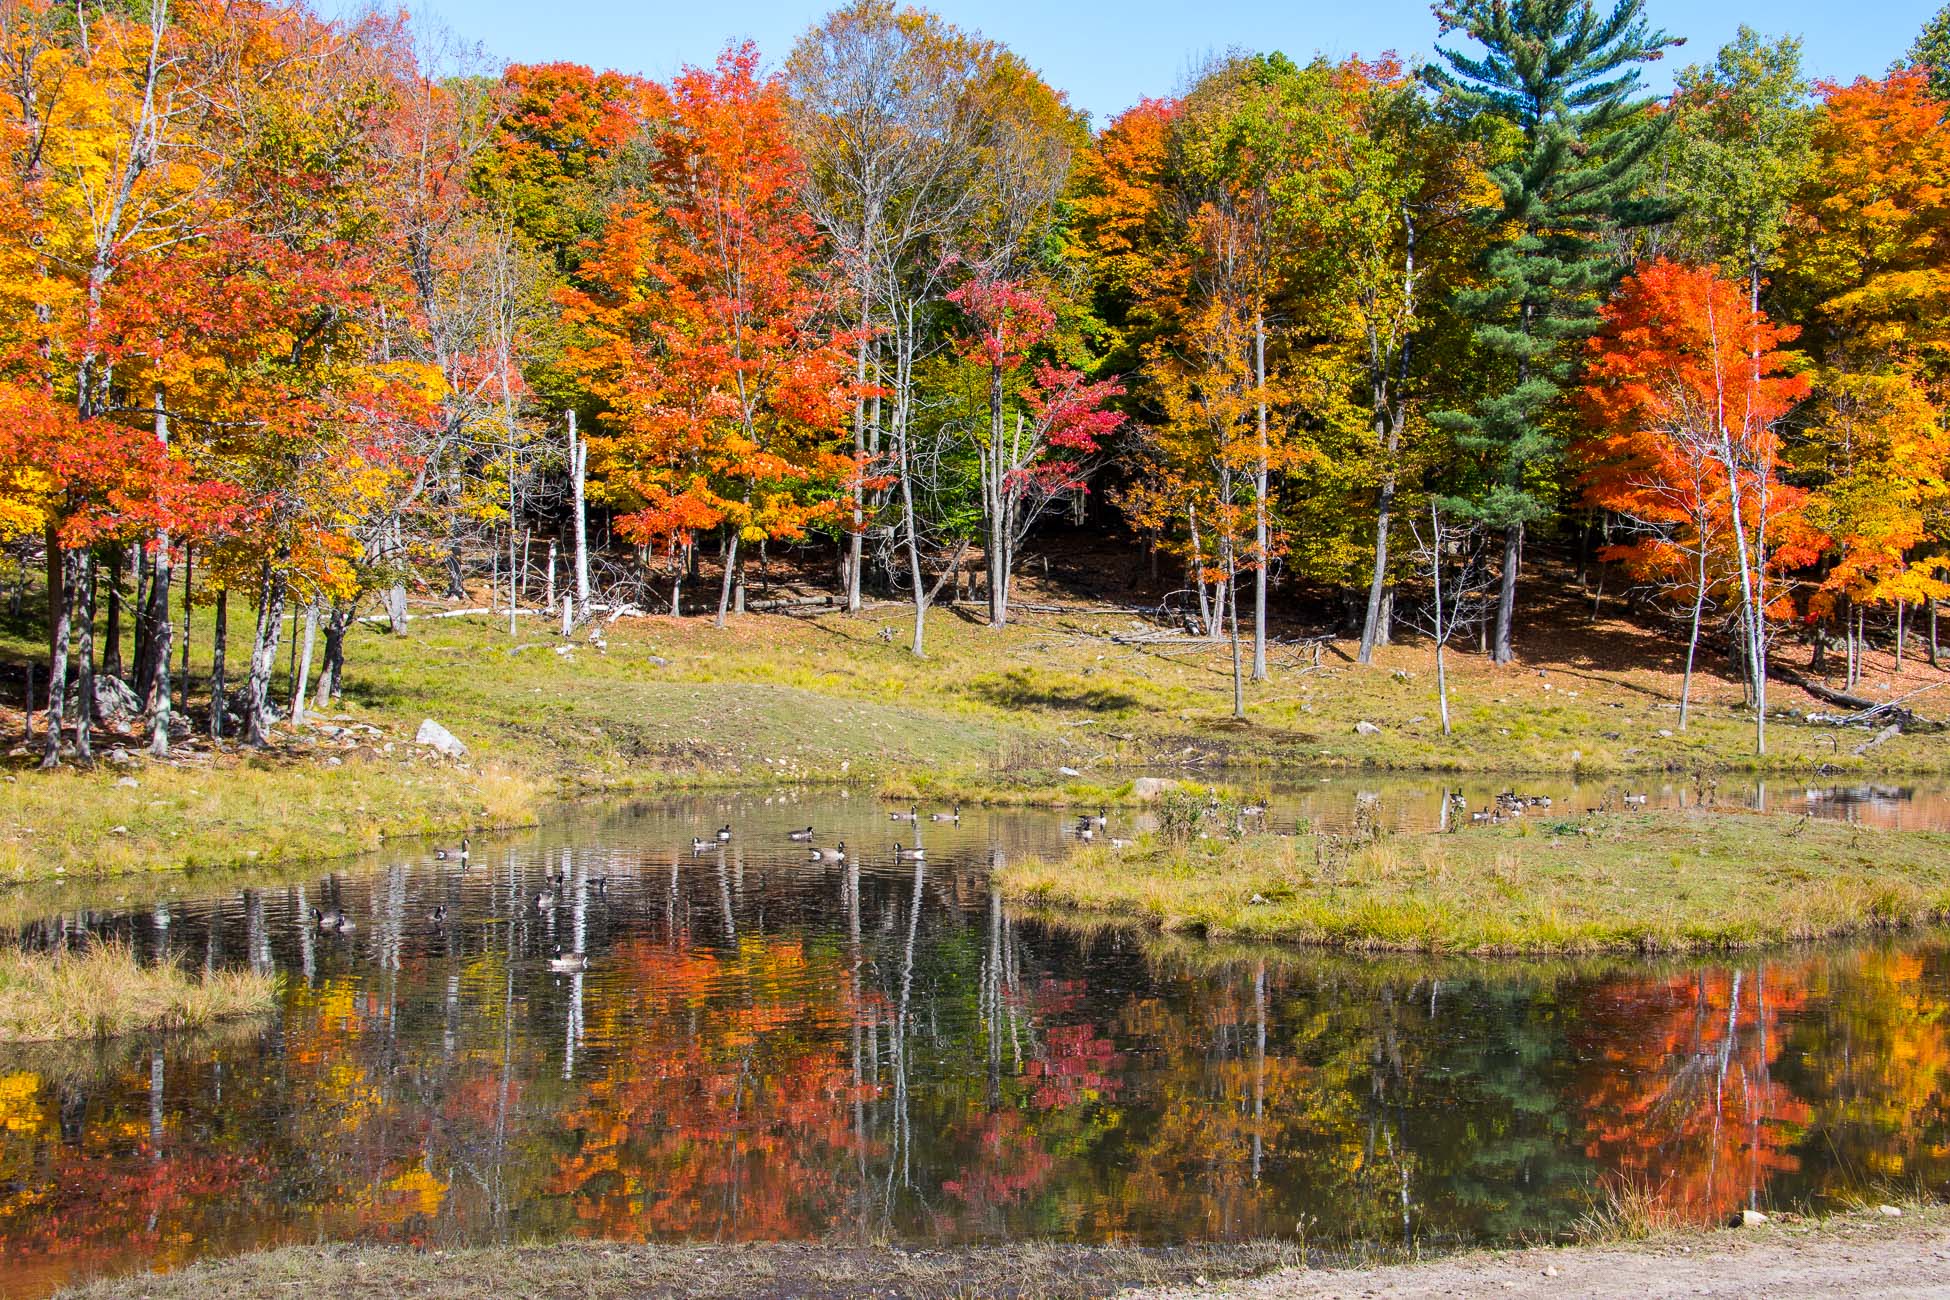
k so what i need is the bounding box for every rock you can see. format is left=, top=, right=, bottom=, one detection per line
left=69, top=675, right=142, bottom=731
left=106, top=746, right=134, bottom=766
left=414, top=719, right=467, bottom=758
left=114, top=776, right=138, bottom=789
left=1542, top=1265, right=1559, bottom=1277
left=1058, top=765, right=1082, bottom=777
left=1656, top=728, right=1674, bottom=738
left=1878, top=1204, right=1903, bottom=1217
left=1354, top=720, right=1382, bottom=736
left=1130, top=777, right=1176, bottom=801
left=1739, top=1209, right=1769, bottom=1227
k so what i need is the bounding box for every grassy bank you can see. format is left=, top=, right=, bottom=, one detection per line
left=52, top=1240, right=1304, bottom=1300
left=3, top=579, right=1949, bottom=883
left=999, top=810, right=1950, bottom=955
left=0, top=941, right=276, bottom=1042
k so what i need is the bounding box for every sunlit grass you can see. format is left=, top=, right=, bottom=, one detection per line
left=0, top=941, right=277, bottom=1042
left=998, top=810, right=1950, bottom=955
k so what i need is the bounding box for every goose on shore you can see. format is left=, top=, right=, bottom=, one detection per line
left=548, top=946, right=588, bottom=973
left=929, top=806, right=961, bottom=824
left=1623, top=792, right=1649, bottom=806
left=894, top=843, right=926, bottom=860
left=787, top=826, right=816, bottom=841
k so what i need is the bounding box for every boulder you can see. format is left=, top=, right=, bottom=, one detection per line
left=1130, top=777, right=1176, bottom=801
left=1354, top=720, right=1382, bottom=736
left=68, top=675, right=143, bottom=731
left=415, top=718, right=467, bottom=758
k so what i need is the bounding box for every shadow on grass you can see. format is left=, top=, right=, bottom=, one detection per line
left=967, top=668, right=1141, bottom=713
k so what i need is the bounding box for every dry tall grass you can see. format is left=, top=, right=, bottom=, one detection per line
left=0, top=941, right=277, bottom=1042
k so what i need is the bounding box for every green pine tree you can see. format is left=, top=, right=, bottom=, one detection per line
left=1423, top=0, right=1679, bottom=663
left=1910, top=4, right=1950, bottom=101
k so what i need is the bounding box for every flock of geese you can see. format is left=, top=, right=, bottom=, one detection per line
left=1456, top=788, right=1650, bottom=825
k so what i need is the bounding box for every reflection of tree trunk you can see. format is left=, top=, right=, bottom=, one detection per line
left=1252, top=960, right=1266, bottom=1182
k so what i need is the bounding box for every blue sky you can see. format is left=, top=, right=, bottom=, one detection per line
left=360, top=0, right=1942, bottom=125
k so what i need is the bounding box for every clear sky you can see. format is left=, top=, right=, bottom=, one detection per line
left=357, top=0, right=1943, bottom=125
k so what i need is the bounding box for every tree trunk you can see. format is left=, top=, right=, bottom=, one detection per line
left=146, top=541, right=173, bottom=759
left=132, top=545, right=151, bottom=700
left=291, top=605, right=318, bottom=725
left=209, top=589, right=228, bottom=741
left=1491, top=522, right=1520, bottom=665
left=1680, top=549, right=1706, bottom=731
left=40, top=541, right=68, bottom=769
left=1227, top=542, right=1245, bottom=721
left=315, top=602, right=347, bottom=708
left=74, top=550, right=94, bottom=766
left=714, top=528, right=741, bottom=628
left=245, top=560, right=287, bottom=747
left=570, top=411, right=591, bottom=616
left=176, top=545, right=192, bottom=713
left=102, top=546, right=124, bottom=682
left=1188, top=504, right=1212, bottom=635
left=1251, top=311, right=1269, bottom=683
left=1932, top=599, right=1940, bottom=669
left=1896, top=601, right=1906, bottom=672
left=1358, top=427, right=1398, bottom=664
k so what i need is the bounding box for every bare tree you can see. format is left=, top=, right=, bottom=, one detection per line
left=1406, top=503, right=1495, bottom=736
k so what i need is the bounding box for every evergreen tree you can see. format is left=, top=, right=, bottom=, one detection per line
left=1910, top=4, right=1950, bottom=102
left=1423, top=0, right=1679, bottom=662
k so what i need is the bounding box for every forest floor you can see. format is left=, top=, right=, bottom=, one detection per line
left=51, top=1206, right=1950, bottom=1299
left=999, top=809, right=1950, bottom=954
left=1, top=542, right=1948, bottom=882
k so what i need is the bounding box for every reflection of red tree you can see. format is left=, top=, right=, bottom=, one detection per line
left=1574, top=965, right=1810, bottom=1223
left=939, top=1107, right=1056, bottom=1214
left=1025, top=1022, right=1123, bottom=1110
left=545, top=937, right=876, bottom=1240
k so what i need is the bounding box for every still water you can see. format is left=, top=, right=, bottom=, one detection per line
left=3, top=786, right=1950, bottom=1297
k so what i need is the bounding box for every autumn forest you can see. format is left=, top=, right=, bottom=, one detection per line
left=6, top=0, right=1950, bottom=765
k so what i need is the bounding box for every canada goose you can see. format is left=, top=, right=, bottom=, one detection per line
left=787, top=826, right=815, bottom=841
left=929, top=806, right=961, bottom=824
left=591, top=876, right=609, bottom=893
left=535, top=889, right=557, bottom=910
left=691, top=837, right=715, bottom=853
left=311, top=907, right=349, bottom=932
left=1623, top=792, right=1649, bottom=806
left=1239, top=804, right=1265, bottom=819
left=548, top=946, right=588, bottom=973
left=894, top=842, right=926, bottom=860
left=1077, top=823, right=1095, bottom=841
left=715, top=824, right=733, bottom=841
left=890, top=805, right=919, bottom=822
left=811, top=841, right=848, bottom=862
left=1109, top=837, right=1135, bottom=849
left=435, top=837, right=470, bottom=861
left=1087, top=808, right=1109, bottom=828
left=427, top=905, right=447, bottom=926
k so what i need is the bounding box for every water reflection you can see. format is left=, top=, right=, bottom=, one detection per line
left=1, top=795, right=1948, bottom=1297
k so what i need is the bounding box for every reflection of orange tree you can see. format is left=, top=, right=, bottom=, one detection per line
left=1572, top=965, right=1809, bottom=1223
left=1777, top=947, right=1950, bottom=1188
left=544, top=937, right=876, bottom=1239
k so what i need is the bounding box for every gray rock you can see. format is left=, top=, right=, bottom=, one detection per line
left=1354, top=720, right=1382, bottom=736
left=415, top=718, right=467, bottom=758
left=1130, top=777, right=1176, bottom=801
left=69, top=675, right=143, bottom=731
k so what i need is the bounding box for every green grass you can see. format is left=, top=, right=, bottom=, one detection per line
left=0, top=941, right=277, bottom=1042
left=3, top=579, right=1948, bottom=884
left=997, top=810, right=1950, bottom=955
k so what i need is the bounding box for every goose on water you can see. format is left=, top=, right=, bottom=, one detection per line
left=435, top=837, right=469, bottom=862
left=787, top=826, right=816, bottom=841
left=889, top=806, right=919, bottom=822
left=929, top=806, right=961, bottom=824
left=894, top=843, right=926, bottom=860
left=810, top=841, right=848, bottom=862
left=535, top=889, right=558, bottom=911
left=691, top=837, right=715, bottom=853
left=427, top=905, right=447, bottom=926
left=715, top=824, right=733, bottom=841
left=548, top=946, right=588, bottom=973
left=1086, top=808, right=1109, bottom=828
left=311, top=907, right=351, bottom=932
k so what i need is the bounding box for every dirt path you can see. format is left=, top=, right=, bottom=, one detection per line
left=1124, top=1210, right=1950, bottom=1299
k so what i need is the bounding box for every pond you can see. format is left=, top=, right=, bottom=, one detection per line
left=3, top=785, right=1950, bottom=1297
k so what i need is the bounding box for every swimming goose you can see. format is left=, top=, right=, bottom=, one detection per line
left=1086, top=808, right=1109, bottom=828
left=810, top=841, right=847, bottom=862
left=715, top=824, right=733, bottom=841
left=894, top=842, right=926, bottom=860
left=427, top=905, right=447, bottom=926
left=787, top=826, right=815, bottom=841
left=311, top=907, right=350, bottom=932
left=929, top=806, right=961, bottom=824
left=435, top=837, right=470, bottom=862
left=534, top=888, right=557, bottom=911
left=548, top=946, right=588, bottom=973
left=691, top=837, right=716, bottom=853
left=889, top=806, right=919, bottom=822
